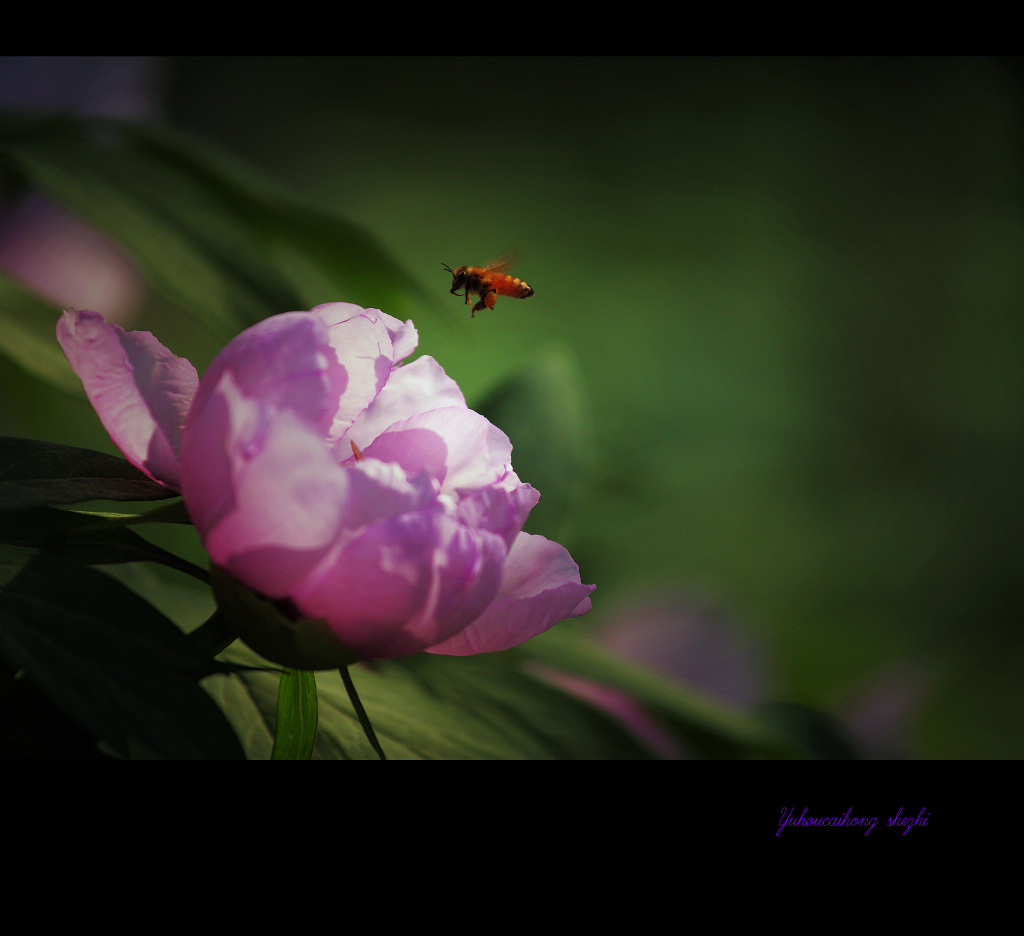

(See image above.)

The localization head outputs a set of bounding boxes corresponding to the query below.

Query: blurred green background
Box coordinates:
[3,57,1022,757]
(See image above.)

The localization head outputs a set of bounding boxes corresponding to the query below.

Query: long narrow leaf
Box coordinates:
[0,504,206,581]
[271,668,318,760]
[123,121,437,322]
[519,624,797,758]
[0,437,174,509]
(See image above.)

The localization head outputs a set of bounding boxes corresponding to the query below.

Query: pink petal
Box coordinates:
[343,355,465,454]
[315,307,399,446]
[311,302,418,365]
[378,311,418,363]
[182,367,438,602]
[363,406,513,494]
[455,483,540,547]
[290,513,507,660]
[181,369,349,596]
[56,309,197,489]
[193,312,343,444]
[425,532,596,656]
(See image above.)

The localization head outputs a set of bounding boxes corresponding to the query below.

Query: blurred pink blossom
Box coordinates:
[0,197,145,325]
[0,57,164,325]
[531,592,772,758]
[57,303,594,662]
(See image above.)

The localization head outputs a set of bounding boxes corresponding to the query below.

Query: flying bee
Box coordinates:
[442,254,534,316]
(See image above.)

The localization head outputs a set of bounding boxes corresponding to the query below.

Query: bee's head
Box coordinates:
[442,263,467,294]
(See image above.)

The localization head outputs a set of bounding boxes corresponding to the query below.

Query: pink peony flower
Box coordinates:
[56,303,594,663]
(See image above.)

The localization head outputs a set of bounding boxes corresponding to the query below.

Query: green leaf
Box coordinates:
[110,499,194,525]
[271,669,318,760]
[0,505,206,581]
[0,437,175,509]
[121,121,437,322]
[0,270,82,393]
[216,642,654,760]
[0,546,244,758]
[757,702,861,759]
[475,347,595,540]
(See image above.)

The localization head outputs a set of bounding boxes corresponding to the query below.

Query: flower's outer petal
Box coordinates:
[311,303,403,446]
[56,309,197,489]
[290,512,506,660]
[363,406,513,495]
[181,369,348,596]
[343,355,466,453]
[379,311,418,364]
[455,483,539,547]
[425,532,595,656]
[194,311,341,442]
[311,302,417,364]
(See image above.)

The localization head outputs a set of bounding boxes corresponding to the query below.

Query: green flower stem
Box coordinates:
[340,666,387,760]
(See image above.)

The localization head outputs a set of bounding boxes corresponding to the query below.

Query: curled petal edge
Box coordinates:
[56,309,197,489]
[425,532,595,656]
